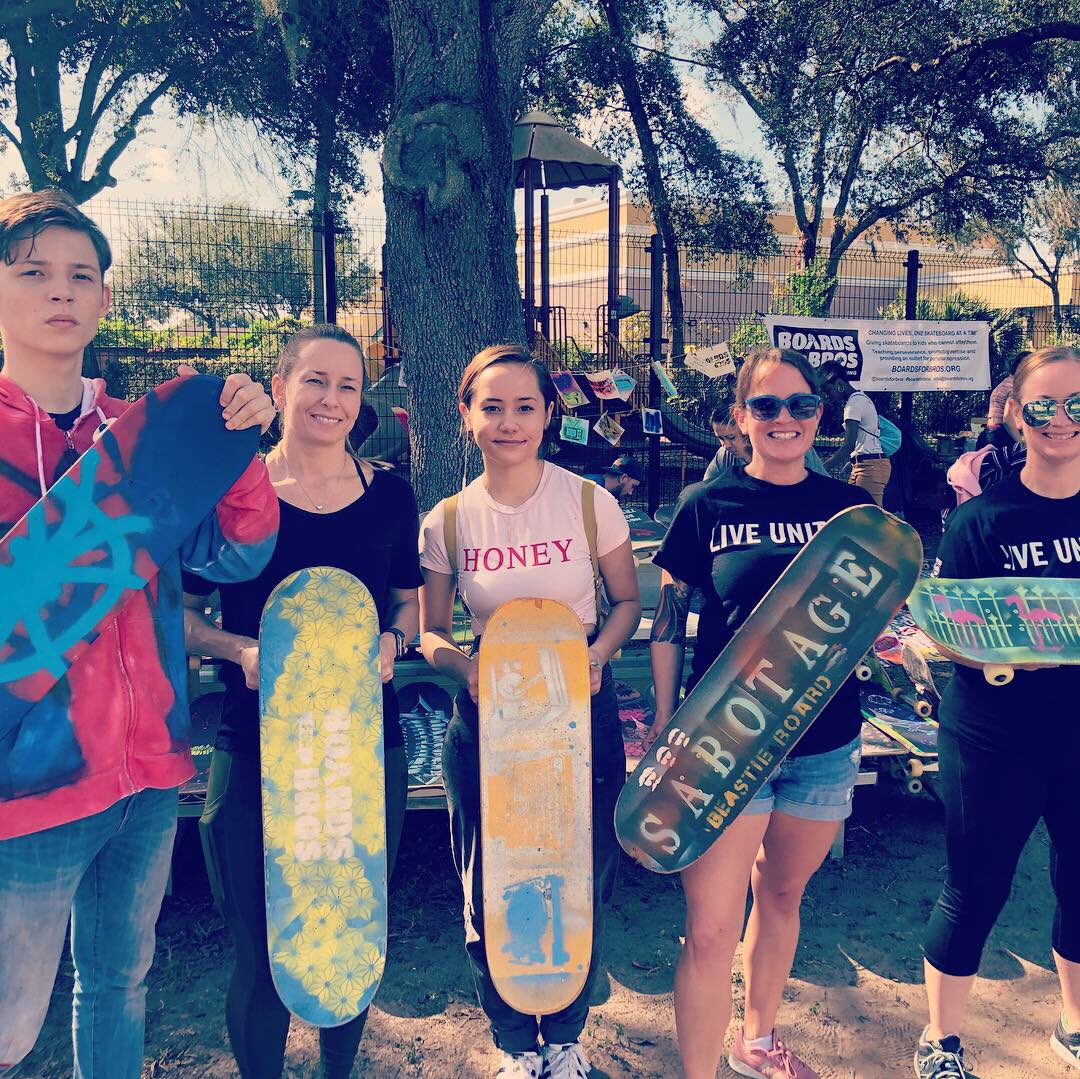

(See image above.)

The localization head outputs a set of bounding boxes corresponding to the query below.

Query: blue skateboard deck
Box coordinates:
[259,567,387,1026]
[0,375,258,729]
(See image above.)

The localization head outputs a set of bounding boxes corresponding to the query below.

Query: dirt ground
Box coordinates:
[21,774,1065,1079]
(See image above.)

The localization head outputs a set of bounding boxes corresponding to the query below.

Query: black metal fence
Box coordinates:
[84,200,386,400]
[75,198,1075,507]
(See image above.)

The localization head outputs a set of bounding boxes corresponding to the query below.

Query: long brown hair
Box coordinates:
[458,343,557,411]
[275,324,365,382]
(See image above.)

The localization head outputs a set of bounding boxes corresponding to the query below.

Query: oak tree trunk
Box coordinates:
[382,0,554,510]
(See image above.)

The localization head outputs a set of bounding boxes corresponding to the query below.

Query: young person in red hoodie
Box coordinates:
[0,190,279,1077]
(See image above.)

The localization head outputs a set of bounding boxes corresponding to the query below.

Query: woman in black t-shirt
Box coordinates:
[183,326,422,1079]
[915,347,1080,1079]
[650,347,872,1079]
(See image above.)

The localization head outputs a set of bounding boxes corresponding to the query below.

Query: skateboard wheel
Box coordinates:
[984,665,1014,686]
[855,664,871,681]
[889,761,906,780]
[915,700,933,719]
[906,778,923,796]
[909,759,924,778]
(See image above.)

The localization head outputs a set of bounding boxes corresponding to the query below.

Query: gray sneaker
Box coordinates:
[913,1034,967,1078]
[1051,1016,1080,1070]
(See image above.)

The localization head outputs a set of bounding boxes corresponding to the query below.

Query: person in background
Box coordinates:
[703,401,751,481]
[945,394,1026,518]
[584,452,643,503]
[704,400,830,484]
[977,351,1029,450]
[820,362,891,506]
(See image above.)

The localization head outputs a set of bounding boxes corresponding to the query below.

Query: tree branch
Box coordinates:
[0,117,21,149]
[632,42,711,69]
[1010,250,1054,289]
[872,21,1080,77]
[79,76,174,200]
[69,43,122,177]
[832,122,869,223]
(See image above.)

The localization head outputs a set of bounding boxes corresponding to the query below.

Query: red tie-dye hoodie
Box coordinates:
[0,374,279,839]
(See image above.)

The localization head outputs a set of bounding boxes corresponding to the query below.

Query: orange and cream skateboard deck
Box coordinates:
[478,598,592,1015]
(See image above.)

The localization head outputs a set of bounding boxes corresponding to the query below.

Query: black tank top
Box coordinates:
[183,464,424,753]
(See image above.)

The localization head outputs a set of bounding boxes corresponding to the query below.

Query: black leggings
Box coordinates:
[442,664,625,1054]
[200,745,408,1078]
[924,725,1080,977]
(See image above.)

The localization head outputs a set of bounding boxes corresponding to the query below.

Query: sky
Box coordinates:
[0,38,774,222]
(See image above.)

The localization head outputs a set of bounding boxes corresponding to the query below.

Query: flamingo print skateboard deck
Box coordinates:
[0,375,258,729]
[478,598,592,1016]
[616,505,922,874]
[908,578,1080,685]
[259,567,386,1026]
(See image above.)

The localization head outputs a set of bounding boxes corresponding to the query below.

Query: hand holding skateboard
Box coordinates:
[178,364,276,433]
[238,641,260,689]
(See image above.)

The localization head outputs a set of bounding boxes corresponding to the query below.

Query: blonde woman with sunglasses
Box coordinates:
[915,346,1080,1079]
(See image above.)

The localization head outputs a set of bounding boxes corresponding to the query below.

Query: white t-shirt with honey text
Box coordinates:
[418,462,630,634]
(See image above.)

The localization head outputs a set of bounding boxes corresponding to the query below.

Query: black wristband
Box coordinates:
[387,626,408,658]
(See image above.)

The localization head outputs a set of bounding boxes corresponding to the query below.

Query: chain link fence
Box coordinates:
[77,198,1075,504]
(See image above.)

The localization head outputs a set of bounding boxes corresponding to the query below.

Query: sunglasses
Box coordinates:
[744,393,822,422]
[1020,394,1080,428]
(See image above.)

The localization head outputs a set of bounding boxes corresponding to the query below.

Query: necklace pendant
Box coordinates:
[315,504,324,511]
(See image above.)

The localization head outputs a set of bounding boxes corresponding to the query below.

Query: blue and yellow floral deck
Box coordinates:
[259,567,386,1026]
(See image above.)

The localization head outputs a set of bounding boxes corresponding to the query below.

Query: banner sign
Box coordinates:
[764,315,990,392]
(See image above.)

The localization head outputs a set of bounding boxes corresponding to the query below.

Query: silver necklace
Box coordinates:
[279,449,350,512]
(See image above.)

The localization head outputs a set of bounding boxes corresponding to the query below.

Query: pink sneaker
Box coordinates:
[728,1027,820,1078]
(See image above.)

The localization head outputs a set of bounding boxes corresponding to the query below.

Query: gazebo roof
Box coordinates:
[513,111,619,190]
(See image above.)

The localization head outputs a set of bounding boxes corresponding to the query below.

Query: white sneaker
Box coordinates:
[496,1049,544,1078]
[543,1041,592,1079]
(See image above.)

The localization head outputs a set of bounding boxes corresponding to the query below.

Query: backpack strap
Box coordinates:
[580,480,601,592]
[443,493,459,577]
[581,479,611,634]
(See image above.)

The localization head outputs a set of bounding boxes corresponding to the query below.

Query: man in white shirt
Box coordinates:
[820,362,891,506]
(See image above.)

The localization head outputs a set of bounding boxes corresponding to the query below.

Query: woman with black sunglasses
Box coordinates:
[647,347,874,1079]
[914,346,1080,1079]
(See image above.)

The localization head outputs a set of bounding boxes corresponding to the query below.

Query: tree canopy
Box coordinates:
[528,0,777,361]
[0,0,256,201]
[988,173,1080,337]
[692,0,1080,308]
[221,0,393,214]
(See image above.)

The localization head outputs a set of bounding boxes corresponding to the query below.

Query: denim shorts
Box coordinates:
[742,736,862,822]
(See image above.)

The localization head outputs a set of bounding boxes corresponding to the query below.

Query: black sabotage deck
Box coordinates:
[615,506,922,874]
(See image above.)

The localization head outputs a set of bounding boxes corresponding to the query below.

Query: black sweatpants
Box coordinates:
[200,744,408,1078]
[924,725,1080,977]
[442,663,625,1054]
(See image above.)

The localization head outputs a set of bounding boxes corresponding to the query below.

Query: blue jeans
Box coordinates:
[0,787,178,1077]
[742,736,862,822]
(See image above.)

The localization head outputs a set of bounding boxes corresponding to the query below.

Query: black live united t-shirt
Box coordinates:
[933,472,1080,752]
[654,469,873,758]
[183,468,424,754]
